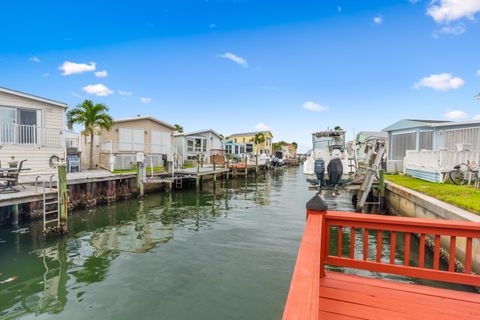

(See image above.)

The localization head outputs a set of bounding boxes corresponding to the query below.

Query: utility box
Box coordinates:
[136,152,145,163]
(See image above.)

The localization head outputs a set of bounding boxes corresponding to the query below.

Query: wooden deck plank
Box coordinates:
[319,281,480,318]
[325,271,480,303]
[317,272,480,319]
[322,277,480,312]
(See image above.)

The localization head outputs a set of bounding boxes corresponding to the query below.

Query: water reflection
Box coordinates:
[0,174,274,319]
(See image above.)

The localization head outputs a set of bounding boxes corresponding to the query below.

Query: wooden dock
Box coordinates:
[283,201,480,319]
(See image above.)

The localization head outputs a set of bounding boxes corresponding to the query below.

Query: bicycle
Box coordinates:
[448,161,479,186]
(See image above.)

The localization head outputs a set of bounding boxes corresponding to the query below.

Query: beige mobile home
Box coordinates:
[84,115,175,171]
[0,87,68,172]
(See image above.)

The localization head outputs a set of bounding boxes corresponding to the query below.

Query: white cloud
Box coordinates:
[60,61,96,75]
[413,73,464,91]
[427,0,480,23]
[140,97,152,104]
[373,15,383,24]
[337,6,342,13]
[219,52,248,67]
[82,84,113,96]
[71,91,82,98]
[473,114,480,120]
[29,56,40,63]
[433,24,466,37]
[209,23,216,28]
[302,101,328,112]
[95,70,108,78]
[477,69,480,76]
[118,90,133,96]
[444,110,467,119]
[254,123,271,131]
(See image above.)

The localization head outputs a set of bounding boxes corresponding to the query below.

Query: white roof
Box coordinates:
[114,116,175,130]
[174,129,223,138]
[0,87,68,108]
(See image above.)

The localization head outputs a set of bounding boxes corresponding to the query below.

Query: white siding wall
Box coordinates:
[0,91,66,173]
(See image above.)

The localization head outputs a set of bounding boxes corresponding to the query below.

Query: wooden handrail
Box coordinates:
[315,210,480,287]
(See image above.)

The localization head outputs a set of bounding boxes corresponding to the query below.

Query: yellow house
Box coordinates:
[226,131,273,156]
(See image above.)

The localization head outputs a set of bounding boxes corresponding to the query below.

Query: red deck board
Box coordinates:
[283,211,480,320]
[317,271,480,319]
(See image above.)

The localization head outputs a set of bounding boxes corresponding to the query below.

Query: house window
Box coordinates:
[118,128,144,151]
[243,138,245,143]
[194,138,202,151]
[187,138,194,152]
[246,143,253,153]
[234,145,239,154]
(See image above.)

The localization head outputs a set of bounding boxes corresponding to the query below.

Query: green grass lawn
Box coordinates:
[386,174,480,215]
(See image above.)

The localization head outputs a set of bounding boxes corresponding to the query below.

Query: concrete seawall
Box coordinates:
[385,181,480,274]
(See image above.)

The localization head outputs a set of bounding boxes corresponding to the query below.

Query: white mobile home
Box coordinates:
[173,129,223,164]
[384,119,480,182]
[0,87,68,172]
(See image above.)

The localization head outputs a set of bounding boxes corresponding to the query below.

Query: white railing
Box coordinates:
[0,122,64,148]
[405,149,480,173]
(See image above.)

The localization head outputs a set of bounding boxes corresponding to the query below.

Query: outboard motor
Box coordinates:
[327,158,343,186]
[314,159,325,187]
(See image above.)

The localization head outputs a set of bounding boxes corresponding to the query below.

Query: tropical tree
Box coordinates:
[254,132,265,154]
[67,100,113,169]
[334,126,343,131]
[174,124,184,133]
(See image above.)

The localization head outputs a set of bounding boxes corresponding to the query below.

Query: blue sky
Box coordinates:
[1,0,480,151]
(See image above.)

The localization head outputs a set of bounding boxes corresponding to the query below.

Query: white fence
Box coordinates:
[0,123,64,147]
[112,154,165,171]
[405,149,480,178]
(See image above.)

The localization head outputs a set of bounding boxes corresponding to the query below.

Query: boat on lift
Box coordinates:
[303,130,356,188]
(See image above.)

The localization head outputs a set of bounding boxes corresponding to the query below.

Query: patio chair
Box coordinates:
[0,159,27,193]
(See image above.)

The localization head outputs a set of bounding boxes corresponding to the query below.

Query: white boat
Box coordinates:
[303,130,356,186]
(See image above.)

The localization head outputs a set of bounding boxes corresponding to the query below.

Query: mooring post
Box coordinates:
[196,177,201,191]
[57,163,68,233]
[213,158,216,171]
[136,153,145,198]
[244,157,248,176]
[10,204,19,226]
[197,155,200,173]
[255,154,259,175]
[379,169,385,213]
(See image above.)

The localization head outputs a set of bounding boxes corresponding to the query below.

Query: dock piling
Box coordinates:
[379,169,385,213]
[58,163,68,233]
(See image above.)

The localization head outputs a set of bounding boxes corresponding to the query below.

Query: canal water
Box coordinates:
[0,167,473,320]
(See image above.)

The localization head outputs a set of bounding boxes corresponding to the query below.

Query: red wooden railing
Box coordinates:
[316,209,480,286]
[283,208,480,319]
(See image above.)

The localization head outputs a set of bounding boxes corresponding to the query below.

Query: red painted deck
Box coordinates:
[283,208,480,319]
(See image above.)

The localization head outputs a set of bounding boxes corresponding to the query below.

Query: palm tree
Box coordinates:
[174,124,184,133]
[254,133,265,154]
[66,100,113,169]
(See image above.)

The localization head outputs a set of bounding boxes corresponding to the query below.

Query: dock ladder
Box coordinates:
[175,177,183,189]
[35,175,60,234]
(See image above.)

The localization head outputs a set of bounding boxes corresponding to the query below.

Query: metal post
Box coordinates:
[255,154,258,174]
[57,164,68,233]
[244,157,248,176]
